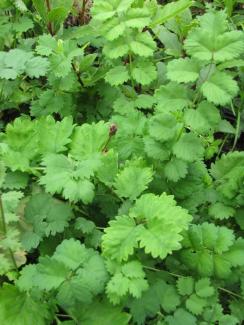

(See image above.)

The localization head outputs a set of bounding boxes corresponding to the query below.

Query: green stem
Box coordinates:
[231,107,241,151]
[217,134,229,158]
[194,58,215,106]
[0,194,7,234]
[0,194,19,273]
[128,53,135,88]
[143,265,185,278]
[45,0,53,35]
[218,287,244,300]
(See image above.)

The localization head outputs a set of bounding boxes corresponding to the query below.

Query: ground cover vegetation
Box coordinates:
[0,0,244,324]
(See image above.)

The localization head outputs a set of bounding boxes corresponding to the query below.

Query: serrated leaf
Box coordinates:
[130,32,156,57]
[164,157,188,182]
[25,56,49,78]
[0,284,51,325]
[105,65,130,86]
[186,294,207,315]
[34,257,70,290]
[209,202,235,220]
[184,11,244,62]
[106,260,148,304]
[149,113,178,142]
[155,82,191,112]
[177,277,195,296]
[165,308,197,325]
[102,215,141,261]
[201,71,238,105]
[114,163,153,200]
[173,133,204,162]
[167,58,200,83]
[132,60,157,85]
[195,278,215,298]
[103,193,192,261]
[70,121,109,160]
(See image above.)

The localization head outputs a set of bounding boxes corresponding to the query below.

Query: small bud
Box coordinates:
[109,124,117,136]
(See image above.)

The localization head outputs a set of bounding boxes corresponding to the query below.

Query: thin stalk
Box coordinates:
[0,194,19,273]
[217,134,229,158]
[230,100,236,117]
[128,53,135,89]
[218,287,244,300]
[45,0,53,35]
[80,0,88,25]
[0,194,7,234]
[193,57,215,106]
[143,265,185,278]
[231,107,241,151]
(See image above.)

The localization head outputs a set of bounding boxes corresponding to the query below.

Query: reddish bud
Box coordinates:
[109,124,117,136]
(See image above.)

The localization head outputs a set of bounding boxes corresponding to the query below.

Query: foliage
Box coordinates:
[0,0,244,324]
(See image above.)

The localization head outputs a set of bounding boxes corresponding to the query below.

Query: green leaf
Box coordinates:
[103,193,192,261]
[70,121,109,160]
[130,32,156,57]
[151,0,193,27]
[184,11,244,62]
[25,56,49,78]
[164,157,188,182]
[177,277,195,296]
[2,171,28,190]
[195,278,215,298]
[102,215,141,261]
[53,238,91,270]
[173,133,204,162]
[24,193,73,243]
[132,60,157,85]
[186,293,207,315]
[153,25,182,57]
[201,71,238,105]
[106,260,148,304]
[34,256,70,290]
[12,16,33,33]
[0,284,51,325]
[219,315,239,325]
[31,90,75,117]
[75,300,131,325]
[155,82,191,112]
[74,217,96,234]
[184,101,221,134]
[165,308,197,325]
[167,58,200,83]
[40,154,96,203]
[37,116,74,154]
[105,65,130,86]
[149,113,178,142]
[36,34,57,56]
[180,222,237,278]
[134,94,156,109]
[114,163,153,200]
[209,202,235,220]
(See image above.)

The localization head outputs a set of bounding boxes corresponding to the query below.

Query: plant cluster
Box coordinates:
[0,0,244,324]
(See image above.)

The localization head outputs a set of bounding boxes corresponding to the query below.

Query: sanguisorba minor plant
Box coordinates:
[0,0,244,324]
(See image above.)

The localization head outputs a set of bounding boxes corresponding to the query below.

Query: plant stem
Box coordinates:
[0,194,7,234]
[217,134,228,157]
[80,0,87,25]
[128,53,135,88]
[71,62,84,88]
[45,0,53,35]
[218,287,244,300]
[231,107,241,151]
[0,194,19,273]
[143,265,185,278]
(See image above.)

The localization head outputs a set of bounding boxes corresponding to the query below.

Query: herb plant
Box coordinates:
[0,0,244,324]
